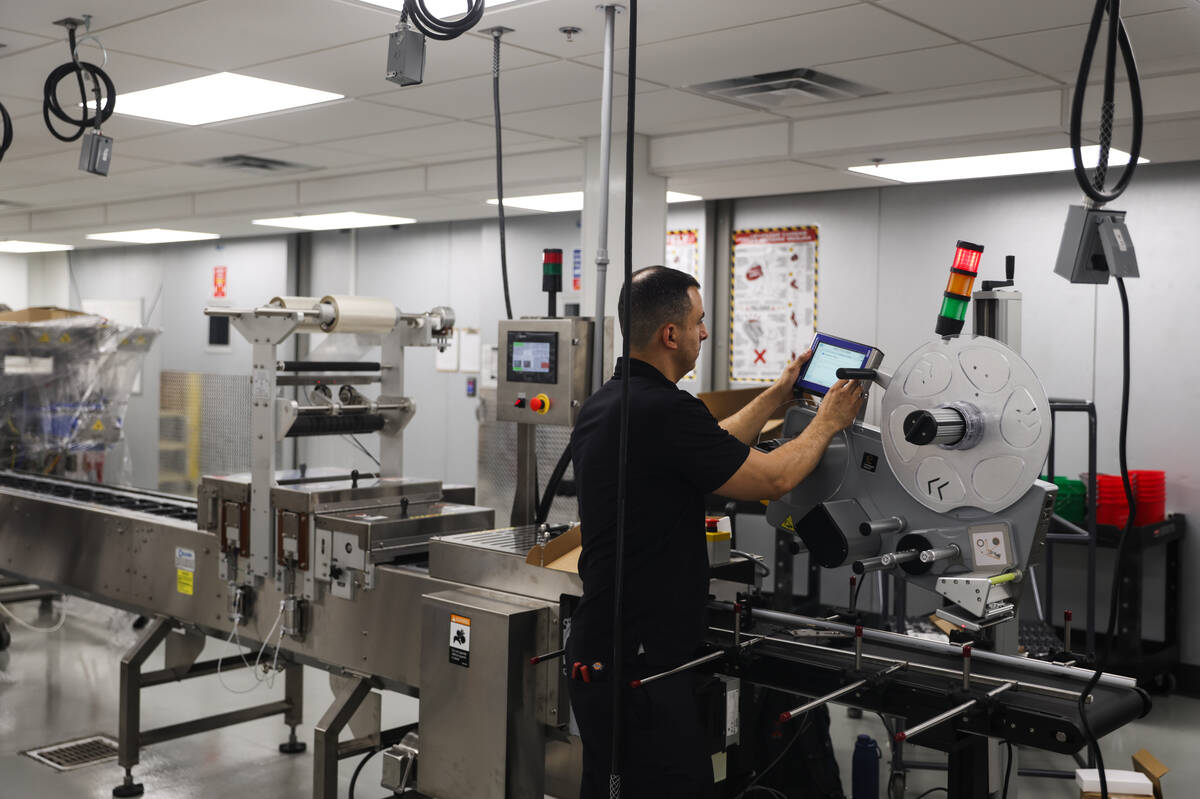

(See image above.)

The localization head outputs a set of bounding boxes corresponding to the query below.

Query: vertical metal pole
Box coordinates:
[379,329,405,478]
[280,663,306,753]
[511,423,538,526]
[250,340,278,577]
[590,4,617,395]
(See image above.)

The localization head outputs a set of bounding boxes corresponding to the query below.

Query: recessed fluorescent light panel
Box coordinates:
[666,191,703,203]
[101,73,343,125]
[487,192,584,213]
[87,229,220,244]
[849,146,1148,184]
[252,212,416,230]
[358,0,520,16]
[0,240,75,253]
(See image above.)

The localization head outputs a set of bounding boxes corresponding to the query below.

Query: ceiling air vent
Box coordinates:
[193,154,311,172]
[688,68,881,109]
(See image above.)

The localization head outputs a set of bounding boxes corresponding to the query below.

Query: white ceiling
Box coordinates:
[0,0,1198,248]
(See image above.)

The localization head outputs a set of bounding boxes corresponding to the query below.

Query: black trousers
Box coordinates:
[568,665,716,799]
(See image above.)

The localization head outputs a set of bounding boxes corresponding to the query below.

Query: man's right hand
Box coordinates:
[814,379,864,432]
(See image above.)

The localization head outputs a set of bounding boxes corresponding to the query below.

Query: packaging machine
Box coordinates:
[0,292,1151,799]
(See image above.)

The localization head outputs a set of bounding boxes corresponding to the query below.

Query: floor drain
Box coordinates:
[24,734,119,771]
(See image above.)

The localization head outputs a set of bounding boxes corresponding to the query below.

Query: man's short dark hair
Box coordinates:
[617,265,701,349]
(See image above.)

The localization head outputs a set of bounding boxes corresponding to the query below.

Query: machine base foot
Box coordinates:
[113,782,144,797]
[279,741,307,754]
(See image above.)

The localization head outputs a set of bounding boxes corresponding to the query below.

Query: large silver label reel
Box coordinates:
[880,335,1051,514]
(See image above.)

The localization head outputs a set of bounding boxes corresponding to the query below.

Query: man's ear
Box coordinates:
[661,323,678,350]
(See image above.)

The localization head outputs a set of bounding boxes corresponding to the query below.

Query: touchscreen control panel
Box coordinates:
[497,317,612,427]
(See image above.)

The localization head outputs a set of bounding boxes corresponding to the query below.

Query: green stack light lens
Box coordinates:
[940,295,969,321]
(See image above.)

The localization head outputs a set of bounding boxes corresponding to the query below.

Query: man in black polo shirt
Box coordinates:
[568,265,864,798]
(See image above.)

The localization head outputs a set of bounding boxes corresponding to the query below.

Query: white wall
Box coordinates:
[301,212,584,486]
[27,238,292,488]
[730,161,1200,663]
[0,254,28,310]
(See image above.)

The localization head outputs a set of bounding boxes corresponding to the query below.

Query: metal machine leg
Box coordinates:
[511,422,538,526]
[114,617,173,797]
[280,663,307,753]
[947,735,992,799]
[314,675,375,799]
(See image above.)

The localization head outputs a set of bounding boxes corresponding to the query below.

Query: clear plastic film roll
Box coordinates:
[269,296,326,332]
[319,295,398,334]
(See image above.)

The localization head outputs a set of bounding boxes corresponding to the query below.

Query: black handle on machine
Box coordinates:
[836,368,877,381]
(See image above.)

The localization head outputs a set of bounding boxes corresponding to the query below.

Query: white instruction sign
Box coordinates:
[730,227,817,382]
[666,229,701,290]
[449,613,471,668]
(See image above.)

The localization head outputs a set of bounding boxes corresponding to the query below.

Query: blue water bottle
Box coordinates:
[851,734,880,799]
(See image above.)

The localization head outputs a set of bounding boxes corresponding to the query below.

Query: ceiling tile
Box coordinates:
[490,89,776,140]
[876,0,1187,42]
[210,100,451,144]
[97,0,398,70]
[473,0,859,59]
[574,5,953,87]
[0,2,201,37]
[774,75,1060,120]
[123,128,294,163]
[1,150,163,181]
[0,44,207,102]
[817,44,1031,94]
[328,120,550,158]
[366,60,658,119]
[241,33,553,98]
[255,144,382,169]
[0,27,56,57]
[976,8,1200,80]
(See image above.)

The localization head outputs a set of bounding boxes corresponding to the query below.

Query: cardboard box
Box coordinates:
[525,524,582,574]
[1133,749,1168,799]
[0,306,89,323]
[697,387,788,439]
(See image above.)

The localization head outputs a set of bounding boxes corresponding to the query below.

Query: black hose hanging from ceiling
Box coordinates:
[492,30,513,320]
[609,0,637,794]
[1068,0,1143,205]
[42,26,116,143]
[0,101,12,163]
[535,444,572,526]
[402,0,485,41]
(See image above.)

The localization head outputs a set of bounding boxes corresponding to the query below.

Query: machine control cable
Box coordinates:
[42,22,116,143]
[491,28,514,320]
[609,1,637,794]
[1066,4,1144,797]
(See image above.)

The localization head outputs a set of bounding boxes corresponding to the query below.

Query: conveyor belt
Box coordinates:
[0,471,197,522]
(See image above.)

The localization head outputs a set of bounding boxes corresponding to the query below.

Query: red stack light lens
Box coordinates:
[952,243,983,274]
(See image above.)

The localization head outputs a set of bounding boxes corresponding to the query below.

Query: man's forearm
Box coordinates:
[766,418,838,494]
[719,388,789,445]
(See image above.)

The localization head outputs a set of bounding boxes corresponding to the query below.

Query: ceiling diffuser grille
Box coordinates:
[689,68,881,108]
[193,154,311,172]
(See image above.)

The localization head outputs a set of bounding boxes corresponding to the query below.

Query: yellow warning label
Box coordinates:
[58,333,71,344]
[780,515,796,533]
[38,333,50,343]
[176,569,194,596]
[450,613,471,627]
[91,419,105,432]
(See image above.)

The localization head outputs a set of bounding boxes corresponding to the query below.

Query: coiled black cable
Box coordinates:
[42,26,115,143]
[402,0,485,41]
[0,101,12,163]
[1069,0,1143,205]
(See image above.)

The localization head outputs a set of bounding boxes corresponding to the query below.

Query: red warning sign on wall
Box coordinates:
[213,266,227,298]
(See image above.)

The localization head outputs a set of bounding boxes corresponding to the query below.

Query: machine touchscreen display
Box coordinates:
[506,330,558,384]
[793,333,874,395]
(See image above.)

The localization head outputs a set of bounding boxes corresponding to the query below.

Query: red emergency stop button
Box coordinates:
[531,393,551,414]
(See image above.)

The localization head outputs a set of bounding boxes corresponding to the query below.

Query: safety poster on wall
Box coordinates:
[730,227,818,382]
[666,229,701,290]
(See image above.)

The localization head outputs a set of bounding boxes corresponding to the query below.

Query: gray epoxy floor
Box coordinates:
[0,598,1195,799]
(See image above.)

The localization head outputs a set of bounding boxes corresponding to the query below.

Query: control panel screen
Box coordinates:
[794,332,875,396]
[506,330,558,384]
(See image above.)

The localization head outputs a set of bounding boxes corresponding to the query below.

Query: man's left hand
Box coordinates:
[770,350,812,399]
